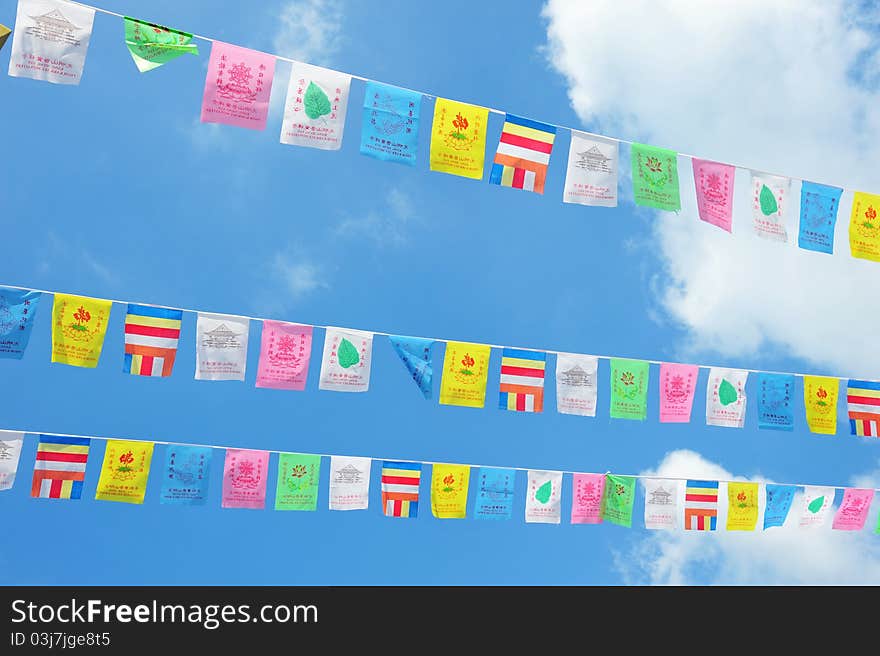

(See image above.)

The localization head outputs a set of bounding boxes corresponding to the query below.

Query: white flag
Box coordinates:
[280,62,351,150]
[329,455,371,511]
[562,132,618,207]
[0,431,24,491]
[195,313,249,381]
[556,353,599,417]
[8,0,95,85]
[319,327,373,392]
[525,470,562,524]
[644,478,680,530]
[799,486,835,529]
[706,368,748,428]
[750,172,791,242]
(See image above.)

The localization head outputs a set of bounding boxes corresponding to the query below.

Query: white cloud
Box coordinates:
[542,0,880,375]
[271,251,329,299]
[335,187,417,247]
[613,450,880,585]
[273,0,343,66]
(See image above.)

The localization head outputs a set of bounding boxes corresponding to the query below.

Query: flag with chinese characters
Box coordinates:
[0,431,24,491]
[318,327,373,392]
[281,63,351,150]
[499,348,546,413]
[692,158,735,232]
[556,353,598,417]
[756,373,794,431]
[431,463,470,519]
[329,455,370,511]
[474,467,515,520]
[256,321,312,391]
[429,98,489,179]
[706,368,748,428]
[31,435,90,499]
[644,478,680,530]
[200,41,275,130]
[847,379,880,437]
[799,486,834,528]
[764,484,796,529]
[684,479,718,531]
[489,114,556,194]
[631,143,680,211]
[832,488,874,531]
[360,81,421,166]
[659,363,698,423]
[798,181,842,254]
[51,293,112,368]
[600,474,635,528]
[439,341,491,408]
[123,304,183,377]
[849,191,880,262]
[563,132,618,207]
[388,335,435,399]
[610,358,650,420]
[803,375,839,435]
[0,287,40,359]
[570,473,605,524]
[525,470,562,524]
[123,17,198,73]
[751,172,790,242]
[95,439,154,504]
[274,453,321,511]
[195,313,249,381]
[381,461,421,518]
[159,445,212,505]
[0,24,9,51]
[221,449,269,510]
[727,482,759,531]
[8,0,95,85]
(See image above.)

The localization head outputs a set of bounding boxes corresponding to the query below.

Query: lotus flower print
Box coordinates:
[646,156,662,173]
[736,490,748,508]
[816,387,828,406]
[290,464,307,478]
[621,372,635,386]
[72,305,91,331]
[117,450,135,472]
[442,474,455,492]
[459,353,476,376]
[866,205,877,229]
[616,484,625,496]
[450,112,469,139]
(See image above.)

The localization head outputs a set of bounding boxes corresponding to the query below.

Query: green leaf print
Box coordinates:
[303,81,332,120]
[808,496,825,514]
[337,338,360,369]
[759,184,778,216]
[718,379,738,406]
[535,480,552,504]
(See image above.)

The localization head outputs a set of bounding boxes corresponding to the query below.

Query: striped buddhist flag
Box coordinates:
[684,479,718,531]
[123,304,183,377]
[381,461,421,518]
[499,348,546,413]
[847,379,880,437]
[489,114,556,194]
[31,435,90,500]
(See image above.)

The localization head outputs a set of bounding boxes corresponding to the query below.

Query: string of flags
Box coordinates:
[2,283,880,438]
[0,429,877,533]
[4,0,880,262]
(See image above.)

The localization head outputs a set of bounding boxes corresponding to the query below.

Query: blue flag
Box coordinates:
[389,335,434,399]
[359,82,421,166]
[764,484,797,529]
[798,181,843,254]
[0,288,40,359]
[159,445,212,505]
[756,373,794,431]
[474,467,515,520]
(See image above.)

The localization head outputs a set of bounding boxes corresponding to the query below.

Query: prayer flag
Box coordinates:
[195,313,249,381]
[329,455,370,511]
[275,453,321,511]
[281,62,350,150]
[684,479,718,531]
[850,191,880,261]
[764,484,796,529]
[51,293,111,368]
[429,98,489,179]
[123,16,197,73]
[318,327,373,392]
[658,363,698,423]
[0,24,10,51]
[0,287,40,359]
[381,461,421,518]
[474,467,515,520]
[692,158,735,232]
[832,488,873,531]
[200,41,275,130]
[803,375,839,435]
[556,353,598,416]
[431,463,470,518]
[94,439,153,504]
[600,474,635,528]
[726,482,759,531]
[798,181,842,254]
[159,445,211,505]
[525,470,562,524]
[439,341,491,408]
[631,143,680,211]
[499,348,546,413]
[799,486,834,528]
[388,335,434,399]
[847,379,880,437]
[255,321,312,391]
[750,172,790,242]
[570,473,605,524]
[756,373,794,431]
[644,478,679,530]
[706,368,748,428]
[123,304,182,377]
[563,132,618,207]
[489,114,556,194]
[31,435,90,499]
[360,81,421,165]
[0,431,24,491]
[610,358,650,420]
[221,449,269,509]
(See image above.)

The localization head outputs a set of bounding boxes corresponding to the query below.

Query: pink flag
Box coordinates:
[221,449,269,509]
[200,41,275,130]
[832,488,874,530]
[571,473,605,524]
[693,158,735,232]
[659,363,699,423]
[256,321,313,391]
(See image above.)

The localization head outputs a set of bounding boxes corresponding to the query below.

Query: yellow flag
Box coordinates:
[726,482,759,531]
[439,341,491,408]
[51,294,112,368]
[0,24,10,51]
[429,98,489,179]
[431,463,470,518]
[849,191,880,262]
[803,375,839,435]
[95,439,154,504]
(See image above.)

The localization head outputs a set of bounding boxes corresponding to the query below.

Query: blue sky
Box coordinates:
[1,0,880,585]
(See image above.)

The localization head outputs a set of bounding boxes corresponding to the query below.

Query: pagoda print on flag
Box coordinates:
[200,41,275,130]
[499,348,546,413]
[525,470,562,524]
[489,114,557,194]
[832,488,874,531]
[799,486,834,528]
[751,172,790,242]
[684,479,718,531]
[381,461,421,518]
[563,132,618,207]
[756,373,795,431]
[195,313,249,381]
[644,478,680,530]
[556,353,598,417]
[281,62,351,150]
[51,293,112,368]
[255,321,313,391]
[318,327,373,393]
[706,368,748,428]
[0,287,40,359]
[31,435,90,500]
[849,191,880,262]
[123,304,183,377]
[692,158,735,232]
[658,363,698,423]
[0,431,24,491]
[329,455,371,511]
[847,379,880,437]
[803,375,839,435]
[798,181,842,254]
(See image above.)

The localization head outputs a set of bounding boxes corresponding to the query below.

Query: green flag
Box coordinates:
[601,474,636,527]
[124,17,198,73]
[274,453,321,511]
[610,358,650,420]
[631,142,681,211]
[0,24,10,52]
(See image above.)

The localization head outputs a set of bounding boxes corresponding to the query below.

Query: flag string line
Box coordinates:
[65,0,856,193]
[4,278,878,384]
[7,427,874,493]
